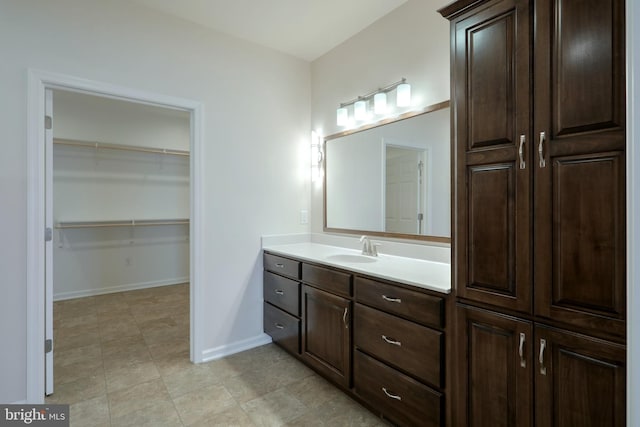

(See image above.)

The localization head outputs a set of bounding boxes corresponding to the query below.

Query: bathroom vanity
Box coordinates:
[262,243,450,427]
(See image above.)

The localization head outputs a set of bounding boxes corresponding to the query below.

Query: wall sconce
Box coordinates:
[336,78,411,126]
[311,130,323,182]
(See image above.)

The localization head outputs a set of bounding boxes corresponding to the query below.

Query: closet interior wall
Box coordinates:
[52,90,191,301]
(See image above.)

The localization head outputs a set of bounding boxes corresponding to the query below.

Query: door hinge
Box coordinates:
[45,115,52,130]
[45,339,53,353]
[45,227,53,242]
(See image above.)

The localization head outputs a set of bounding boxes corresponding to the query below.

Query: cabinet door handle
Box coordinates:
[275,263,285,268]
[343,307,349,329]
[539,338,547,375]
[382,335,402,346]
[274,323,285,330]
[382,387,402,401]
[382,295,402,303]
[538,131,547,168]
[518,134,526,169]
[518,332,526,368]
[274,289,284,295]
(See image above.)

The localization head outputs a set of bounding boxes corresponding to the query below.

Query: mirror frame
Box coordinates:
[323,100,451,243]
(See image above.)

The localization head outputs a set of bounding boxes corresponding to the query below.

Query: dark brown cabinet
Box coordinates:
[457,305,533,427]
[534,326,626,427]
[532,0,626,338]
[263,251,450,426]
[440,0,627,424]
[353,276,447,427]
[301,284,351,388]
[262,254,301,354]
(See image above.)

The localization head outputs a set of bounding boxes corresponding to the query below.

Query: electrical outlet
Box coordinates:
[126,256,131,266]
[300,210,309,225]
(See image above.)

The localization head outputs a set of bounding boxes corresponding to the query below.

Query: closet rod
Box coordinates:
[55,219,190,229]
[53,138,190,157]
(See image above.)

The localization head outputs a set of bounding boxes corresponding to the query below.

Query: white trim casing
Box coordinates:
[26,69,205,402]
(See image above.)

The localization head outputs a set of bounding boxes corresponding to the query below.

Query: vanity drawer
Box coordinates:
[302,263,352,297]
[355,303,443,388]
[264,302,300,355]
[264,253,300,279]
[354,350,442,427]
[264,271,300,316]
[355,276,444,329]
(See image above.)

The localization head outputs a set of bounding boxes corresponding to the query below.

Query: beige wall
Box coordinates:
[0,0,310,403]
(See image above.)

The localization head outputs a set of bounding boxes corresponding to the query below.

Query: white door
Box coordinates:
[45,88,54,395]
[385,147,426,234]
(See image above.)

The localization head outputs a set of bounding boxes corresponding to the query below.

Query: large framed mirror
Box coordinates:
[324,100,450,243]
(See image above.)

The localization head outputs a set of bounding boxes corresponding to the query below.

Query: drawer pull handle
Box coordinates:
[539,338,547,375]
[382,335,402,346]
[343,307,349,329]
[275,263,285,268]
[518,332,526,368]
[382,387,402,401]
[274,323,285,329]
[382,295,402,303]
[518,134,526,169]
[538,131,547,168]
[274,289,284,295]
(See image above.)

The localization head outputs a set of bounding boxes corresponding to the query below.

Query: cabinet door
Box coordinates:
[457,305,533,427]
[452,0,532,313]
[535,325,626,426]
[301,285,351,388]
[533,0,626,338]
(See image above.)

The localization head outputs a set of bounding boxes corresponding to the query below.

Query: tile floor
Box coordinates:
[47,284,388,426]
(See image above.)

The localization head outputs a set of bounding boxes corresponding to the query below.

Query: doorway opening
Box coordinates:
[26,70,204,402]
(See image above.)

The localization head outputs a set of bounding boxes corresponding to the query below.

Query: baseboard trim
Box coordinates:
[53,277,190,301]
[200,334,273,363]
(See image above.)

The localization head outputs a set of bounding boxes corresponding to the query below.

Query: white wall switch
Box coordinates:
[300,209,309,224]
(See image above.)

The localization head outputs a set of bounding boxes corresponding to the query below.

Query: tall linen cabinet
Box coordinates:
[439,0,626,425]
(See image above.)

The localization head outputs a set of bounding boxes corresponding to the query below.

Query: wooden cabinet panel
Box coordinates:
[264,302,300,355]
[459,162,531,312]
[354,350,443,427]
[264,253,300,279]
[301,285,351,388]
[533,0,626,338]
[263,271,300,316]
[535,325,626,427]
[453,0,532,314]
[354,276,444,329]
[536,0,625,136]
[354,304,443,388]
[457,305,533,427]
[302,263,352,297]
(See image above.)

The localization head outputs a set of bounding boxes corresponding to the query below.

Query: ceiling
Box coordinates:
[127,0,408,61]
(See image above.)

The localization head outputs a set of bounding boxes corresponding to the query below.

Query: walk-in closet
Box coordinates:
[47,89,191,401]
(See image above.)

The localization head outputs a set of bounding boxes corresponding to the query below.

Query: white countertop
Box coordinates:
[262,242,451,294]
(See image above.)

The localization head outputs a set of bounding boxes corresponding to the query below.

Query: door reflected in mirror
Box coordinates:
[324,101,450,242]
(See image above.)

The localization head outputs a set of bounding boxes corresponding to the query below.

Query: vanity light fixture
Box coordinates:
[354,99,367,121]
[336,78,411,126]
[336,107,348,126]
[396,81,412,107]
[374,92,387,114]
[310,130,324,182]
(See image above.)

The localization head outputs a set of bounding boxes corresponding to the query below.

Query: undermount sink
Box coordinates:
[325,253,377,263]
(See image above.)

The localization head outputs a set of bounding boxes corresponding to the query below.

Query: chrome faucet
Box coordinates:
[360,235,379,257]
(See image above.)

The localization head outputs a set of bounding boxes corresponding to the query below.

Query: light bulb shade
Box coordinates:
[336,107,348,126]
[396,83,411,107]
[354,100,367,121]
[374,93,387,114]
